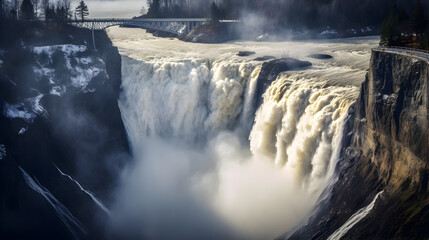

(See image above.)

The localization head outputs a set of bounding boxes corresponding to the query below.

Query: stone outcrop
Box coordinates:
[254,58,312,112]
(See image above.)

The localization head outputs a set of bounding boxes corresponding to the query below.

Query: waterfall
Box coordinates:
[114,55,356,239]
[107,27,375,240]
[328,191,384,240]
[53,163,111,215]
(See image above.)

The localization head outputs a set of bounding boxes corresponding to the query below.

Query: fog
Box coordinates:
[70,0,145,18]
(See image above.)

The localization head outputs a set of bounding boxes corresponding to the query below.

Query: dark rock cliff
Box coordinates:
[254,58,312,112]
[0,27,130,239]
[289,49,428,239]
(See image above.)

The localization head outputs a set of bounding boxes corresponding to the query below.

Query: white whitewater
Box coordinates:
[53,163,111,215]
[107,27,378,239]
[19,166,86,240]
[328,191,384,240]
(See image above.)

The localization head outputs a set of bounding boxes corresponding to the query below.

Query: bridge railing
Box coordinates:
[375,46,429,55]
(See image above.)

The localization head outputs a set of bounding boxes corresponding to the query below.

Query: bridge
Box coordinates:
[68,18,238,50]
[68,18,238,35]
[68,18,213,35]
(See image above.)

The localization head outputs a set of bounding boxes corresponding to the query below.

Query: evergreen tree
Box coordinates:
[380,4,407,46]
[20,0,34,21]
[410,0,426,34]
[74,0,88,21]
[0,0,4,19]
[147,0,160,17]
[208,2,220,24]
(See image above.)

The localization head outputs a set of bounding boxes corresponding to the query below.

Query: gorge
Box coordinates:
[0,25,427,240]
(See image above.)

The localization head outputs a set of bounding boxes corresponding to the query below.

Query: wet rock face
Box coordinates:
[237,51,256,57]
[289,50,428,240]
[362,51,428,162]
[254,56,276,61]
[254,58,312,111]
[307,54,333,59]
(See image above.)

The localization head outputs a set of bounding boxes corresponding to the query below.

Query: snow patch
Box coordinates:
[32,44,107,94]
[70,66,103,90]
[382,93,397,104]
[320,30,338,36]
[18,127,27,135]
[0,144,6,160]
[33,44,86,56]
[3,94,47,122]
[50,86,66,96]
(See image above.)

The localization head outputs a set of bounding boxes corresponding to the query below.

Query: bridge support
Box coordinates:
[92,22,97,50]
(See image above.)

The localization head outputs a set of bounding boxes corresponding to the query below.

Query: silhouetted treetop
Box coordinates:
[20,0,34,21]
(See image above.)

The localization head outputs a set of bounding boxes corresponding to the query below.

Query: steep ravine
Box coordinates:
[289,49,428,239]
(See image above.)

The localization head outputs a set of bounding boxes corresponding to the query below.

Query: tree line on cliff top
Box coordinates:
[0,0,89,22]
[380,0,429,50]
[144,0,426,30]
[0,0,90,47]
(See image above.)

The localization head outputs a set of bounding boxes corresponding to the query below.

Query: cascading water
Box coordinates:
[107,27,378,239]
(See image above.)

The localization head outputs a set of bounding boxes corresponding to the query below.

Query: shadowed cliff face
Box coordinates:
[0,28,130,240]
[289,50,428,240]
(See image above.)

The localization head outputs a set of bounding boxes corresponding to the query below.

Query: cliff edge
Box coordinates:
[289,49,428,239]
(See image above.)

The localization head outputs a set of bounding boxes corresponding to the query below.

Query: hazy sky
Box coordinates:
[70,0,146,18]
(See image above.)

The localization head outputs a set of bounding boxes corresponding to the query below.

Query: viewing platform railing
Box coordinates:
[375,46,429,54]
[374,46,429,61]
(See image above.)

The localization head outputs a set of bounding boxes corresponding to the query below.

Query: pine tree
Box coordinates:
[20,0,35,21]
[410,0,426,34]
[208,2,220,24]
[0,0,4,19]
[75,0,88,21]
[380,4,407,47]
[147,0,160,17]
